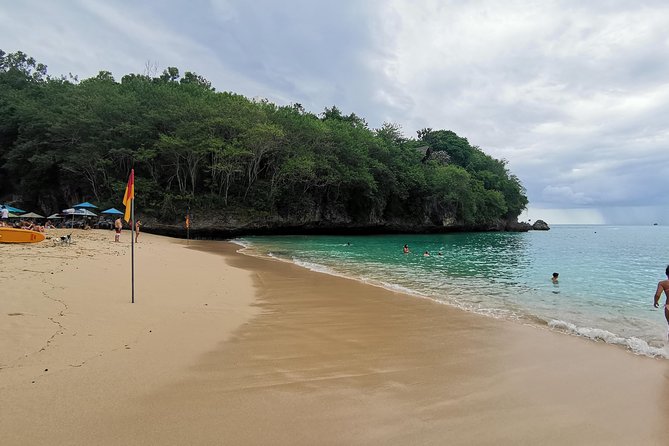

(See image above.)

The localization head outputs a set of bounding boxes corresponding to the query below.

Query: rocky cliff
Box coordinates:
[145,212,533,239]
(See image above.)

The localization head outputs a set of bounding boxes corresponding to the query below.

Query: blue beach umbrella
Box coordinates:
[73,201,98,209]
[1,204,26,214]
[101,207,124,215]
[68,202,97,227]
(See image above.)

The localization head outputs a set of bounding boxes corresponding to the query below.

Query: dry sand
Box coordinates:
[2,229,668,445]
[1,229,257,444]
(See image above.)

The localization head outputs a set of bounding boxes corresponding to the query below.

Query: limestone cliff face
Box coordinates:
[145,211,532,239]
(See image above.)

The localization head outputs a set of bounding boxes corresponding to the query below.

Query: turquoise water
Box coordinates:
[235,225,669,358]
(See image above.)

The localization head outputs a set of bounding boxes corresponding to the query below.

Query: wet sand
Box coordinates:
[2,232,668,445]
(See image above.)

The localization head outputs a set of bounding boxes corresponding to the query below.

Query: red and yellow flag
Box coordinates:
[123,169,135,222]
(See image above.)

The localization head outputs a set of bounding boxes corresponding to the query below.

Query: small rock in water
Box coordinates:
[532,219,550,230]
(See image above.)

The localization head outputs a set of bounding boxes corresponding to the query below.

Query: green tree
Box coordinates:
[0,48,528,228]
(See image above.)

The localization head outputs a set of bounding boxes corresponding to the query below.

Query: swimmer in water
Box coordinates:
[653,265,669,339]
[403,244,410,254]
[551,272,560,294]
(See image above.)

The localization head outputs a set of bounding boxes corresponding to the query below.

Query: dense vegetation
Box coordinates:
[0,50,528,232]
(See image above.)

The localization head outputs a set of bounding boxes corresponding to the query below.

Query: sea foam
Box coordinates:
[549,320,669,358]
[230,238,250,249]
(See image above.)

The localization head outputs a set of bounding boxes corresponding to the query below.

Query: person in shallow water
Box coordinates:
[551,272,559,284]
[403,244,410,254]
[653,265,669,337]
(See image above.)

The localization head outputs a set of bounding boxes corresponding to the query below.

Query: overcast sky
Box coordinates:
[2,0,669,224]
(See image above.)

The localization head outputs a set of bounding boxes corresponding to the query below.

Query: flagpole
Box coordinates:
[123,168,136,305]
[131,197,135,304]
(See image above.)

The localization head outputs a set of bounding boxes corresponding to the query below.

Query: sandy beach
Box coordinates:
[2,230,668,445]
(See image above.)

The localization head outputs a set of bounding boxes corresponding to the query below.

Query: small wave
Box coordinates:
[473,307,523,320]
[229,238,275,260]
[292,258,339,276]
[378,281,427,297]
[548,320,669,358]
[230,238,250,249]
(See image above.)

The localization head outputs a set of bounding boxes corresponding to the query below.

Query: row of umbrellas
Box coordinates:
[1,201,125,219]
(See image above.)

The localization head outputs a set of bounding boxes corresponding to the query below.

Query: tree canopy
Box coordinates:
[0,50,528,230]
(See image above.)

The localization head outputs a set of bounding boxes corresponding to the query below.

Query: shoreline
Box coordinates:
[232,238,669,360]
[2,230,668,445]
[111,239,668,445]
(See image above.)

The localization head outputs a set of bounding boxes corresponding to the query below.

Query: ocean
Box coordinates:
[234,225,669,358]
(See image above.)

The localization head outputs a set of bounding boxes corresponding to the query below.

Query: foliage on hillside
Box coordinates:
[0,50,527,229]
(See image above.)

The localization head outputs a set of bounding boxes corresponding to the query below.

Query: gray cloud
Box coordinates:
[2,0,669,223]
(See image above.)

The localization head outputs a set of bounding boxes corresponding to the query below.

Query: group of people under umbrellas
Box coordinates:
[0,204,52,231]
[0,202,141,241]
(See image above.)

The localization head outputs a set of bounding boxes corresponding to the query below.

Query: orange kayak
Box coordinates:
[0,227,46,243]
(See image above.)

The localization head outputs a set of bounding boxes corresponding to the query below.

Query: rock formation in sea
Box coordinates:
[531,219,550,230]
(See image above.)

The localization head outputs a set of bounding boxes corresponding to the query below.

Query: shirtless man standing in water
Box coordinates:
[653,265,669,338]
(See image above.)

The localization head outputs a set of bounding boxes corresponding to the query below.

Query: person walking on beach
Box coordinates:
[135,219,141,243]
[1,205,8,220]
[653,265,669,337]
[114,217,122,242]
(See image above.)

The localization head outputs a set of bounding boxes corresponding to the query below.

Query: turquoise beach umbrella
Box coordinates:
[73,201,98,209]
[101,208,124,215]
[2,204,26,214]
